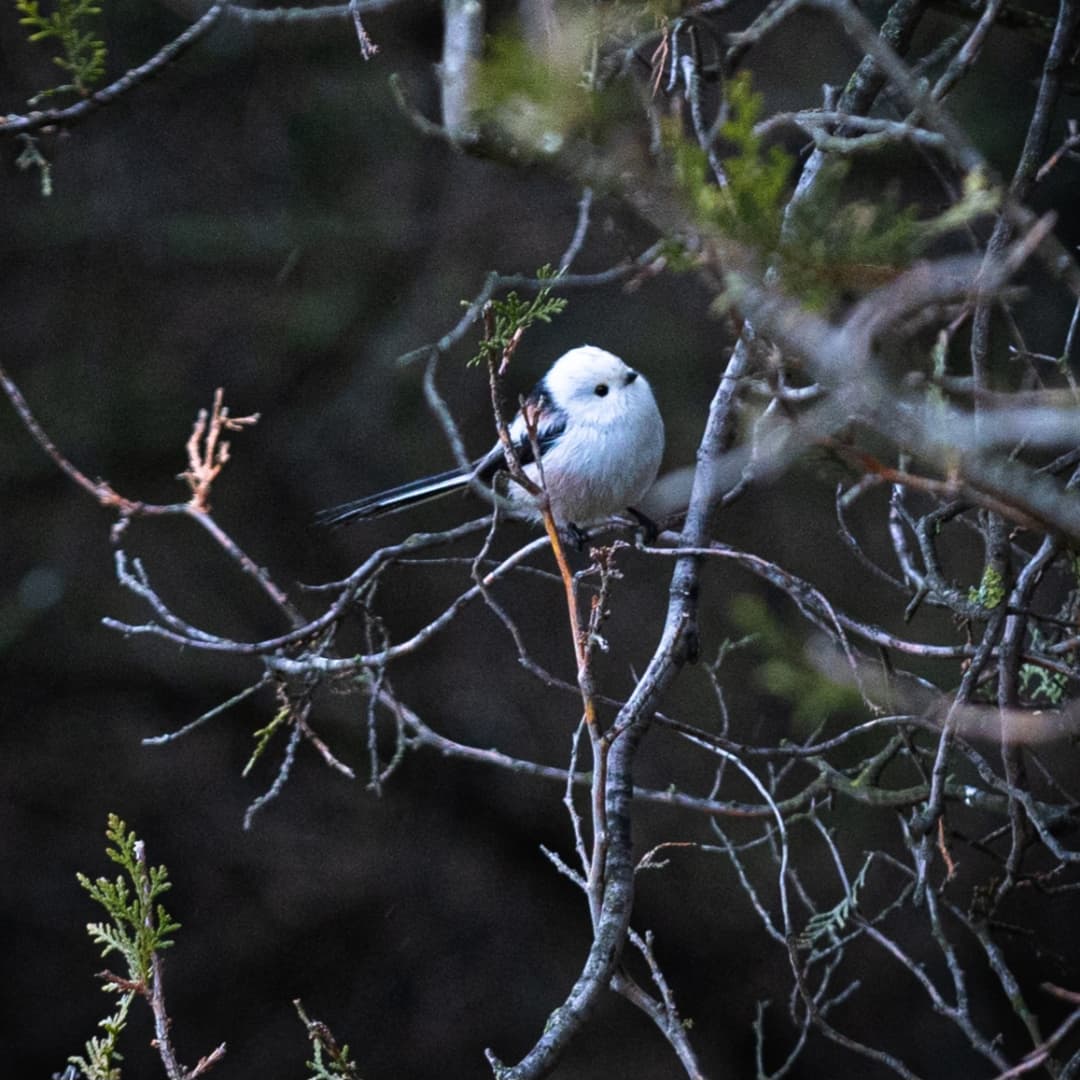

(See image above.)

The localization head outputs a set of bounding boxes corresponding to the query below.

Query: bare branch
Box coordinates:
[1,1,231,137]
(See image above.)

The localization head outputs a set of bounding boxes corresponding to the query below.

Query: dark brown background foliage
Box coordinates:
[3,1,1080,1078]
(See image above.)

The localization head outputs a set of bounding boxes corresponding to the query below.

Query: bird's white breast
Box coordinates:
[512,378,664,526]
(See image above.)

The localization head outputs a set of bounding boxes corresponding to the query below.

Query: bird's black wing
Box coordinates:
[475,383,567,479]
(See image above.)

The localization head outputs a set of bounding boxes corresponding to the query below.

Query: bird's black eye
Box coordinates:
[625,370,638,384]
[594,383,610,397]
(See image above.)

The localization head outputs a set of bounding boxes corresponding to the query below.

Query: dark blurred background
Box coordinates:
[3,2,1079,1077]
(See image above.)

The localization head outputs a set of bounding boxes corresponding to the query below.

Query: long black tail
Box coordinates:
[313,466,471,528]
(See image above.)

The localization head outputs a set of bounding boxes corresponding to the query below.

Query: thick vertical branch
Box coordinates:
[491,347,744,1079]
[440,0,485,141]
[518,0,555,51]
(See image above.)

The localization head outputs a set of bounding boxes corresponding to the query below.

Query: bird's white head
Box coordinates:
[543,345,655,427]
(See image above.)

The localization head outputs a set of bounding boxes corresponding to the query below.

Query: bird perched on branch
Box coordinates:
[315,345,665,535]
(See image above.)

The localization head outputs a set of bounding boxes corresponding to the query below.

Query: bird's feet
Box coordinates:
[627,506,659,544]
[566,522,592,551]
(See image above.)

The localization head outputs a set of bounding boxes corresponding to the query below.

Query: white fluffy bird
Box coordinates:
[315,345,665,532]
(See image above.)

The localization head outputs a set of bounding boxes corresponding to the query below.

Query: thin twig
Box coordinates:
[1,2,232,136]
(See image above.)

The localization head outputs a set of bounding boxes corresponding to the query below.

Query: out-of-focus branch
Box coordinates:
[440,0,484,141]
[810,0,1080,296]
[756,110,948,153]
[723,250,1080,541]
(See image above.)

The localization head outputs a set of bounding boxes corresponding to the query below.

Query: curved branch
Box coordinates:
[2,2,231,137]
[490,345,746,1078]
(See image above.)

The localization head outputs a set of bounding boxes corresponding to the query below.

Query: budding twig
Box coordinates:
[180,387,260,513]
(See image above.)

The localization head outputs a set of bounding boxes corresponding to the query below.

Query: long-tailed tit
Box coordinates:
[315,345,665,532]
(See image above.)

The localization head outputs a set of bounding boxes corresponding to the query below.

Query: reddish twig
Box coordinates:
[1,366,302,624]
[179,388,260,514]
[1,363,132,510]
